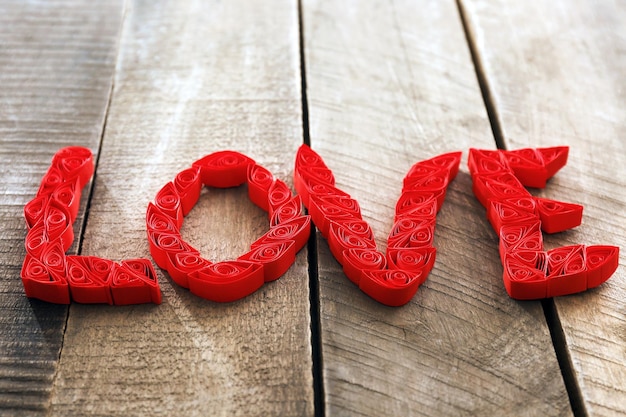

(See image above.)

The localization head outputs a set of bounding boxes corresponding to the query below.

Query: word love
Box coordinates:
[21,146,619,307]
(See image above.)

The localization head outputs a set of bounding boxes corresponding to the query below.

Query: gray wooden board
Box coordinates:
[48,0,314,415]
[460,0,626,415]
[0,0,122,414]
[303,0,572,415]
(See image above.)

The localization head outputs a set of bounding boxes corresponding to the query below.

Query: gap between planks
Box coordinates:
[455,1,586,416]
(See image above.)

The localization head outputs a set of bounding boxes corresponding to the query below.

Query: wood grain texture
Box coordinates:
[460,0,626,415]
[303,0,572,415]
[49,0,313,415]
[0,0,123,414]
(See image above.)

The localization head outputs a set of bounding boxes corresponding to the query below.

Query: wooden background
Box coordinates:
[0,0,623,416]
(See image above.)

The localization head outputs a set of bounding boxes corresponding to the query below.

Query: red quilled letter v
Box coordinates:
[294,144,461,306]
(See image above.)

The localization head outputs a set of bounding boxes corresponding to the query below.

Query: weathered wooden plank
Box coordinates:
[303,0,572,415]
[459,1,626,415]
[49,0,313,415]
[0,0,123,414]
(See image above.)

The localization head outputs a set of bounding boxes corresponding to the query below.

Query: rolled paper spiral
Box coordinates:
[37,166,66,197]
[534,197,583,234]
[111,261,161,305]
[294,175,349,207]
[40,240,67,277]
[417,151,462,181]
[146,203,180,234]
[341,248,386,285]
[395,197,438,222]
[308,195,361,237]
[52,179,80,223]
[359,269,422,307]
[270,195,304,227]
[487,199,538,234]
[44,202,75,251]
[24,223,48,259]
[154,182,183,228]
[253,216,311,253]
[167,251,208,289]
[471,173,528,208]
[386,247,436,278]
[503,253,548,300]
[468,148,508,176]
[387,219,435,249]
[239,241,296,282]
[545,245,587,297]
[247,164,274,211]
[51,145,95,188]
[499,148,548,188]
[21,254,70,304]
[585,245,619,289]
[499,221,543,261]
[188,261,264,303]
[294,144,329,172]
[24,195,48,229]
[268,179,292,216]
[394,191,440,219]
[192,150,255,188]
[403,164,445,187]
[150,151,309,302]
[66,255,113,305]
[536,146,569,179]
[147,231,193,271]
[327,222,376,265]
[401,171,449,210]
[174,167,202,216]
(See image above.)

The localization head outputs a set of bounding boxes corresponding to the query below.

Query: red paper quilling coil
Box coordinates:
[24,195,48,229]
[270,195,304,227]
[498,220,543,261]
[533,197,583,234]
[296,165,335,187]
[487,198,539,234]
[502,252,548,300]
[51,146,95,188]
[25,222,48,258]
[37,166,66,197]
[44,201,74,251]
[386,247,436,278]
[499,148,548,188]
[51,179,81,223]
[394,191,440,219]
[147,231,193,271]
[403,176,450,211]
[403,164,448,188]
[188,261,264,303]
[468,148,508,176]
[268,179,293,216]
[308,194,361,237]
[174,166,202,216]
[536,146,568,179]
[192,151,255,188]
[111,260,161,305]
[167,251,210,289]
[416,151,463,181]
[359,269,423,307]
[545,245,587,297]
[327,222,376,265]
[247,164,274,211]
[21,254,70,304]
[146,202,180,235]
[66,255,113,305]
[294,144,330,172]
[342,248,386,285]
[239,241,296,282]
[293,175,350,207]
[471,172,529,208]
[252,216,311,253]
[387,218,435,249]
[585,245,619,289]
[154,182,183,228]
